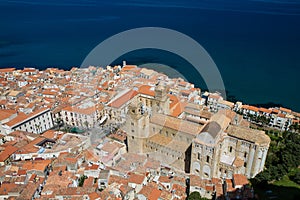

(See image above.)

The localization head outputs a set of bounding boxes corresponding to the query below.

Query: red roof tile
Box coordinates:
[128,173,145,184]
[109,90,138,109]
[0,145,18,162]
[138,85,155,97]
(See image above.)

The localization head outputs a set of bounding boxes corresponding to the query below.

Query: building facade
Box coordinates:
[123,86,270,179]
[2,108,53,134]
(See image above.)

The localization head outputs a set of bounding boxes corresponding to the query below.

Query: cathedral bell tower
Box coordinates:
[124,100,150,154]
[153,84,170,115]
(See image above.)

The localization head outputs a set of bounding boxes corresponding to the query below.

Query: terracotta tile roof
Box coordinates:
[160,190,173,199]
[41,130,61,140]
[178,81,188,87]
[0,68,15,73]
[121,65,137,71]
[0,183,18,195]
[5,107,49,127]
[168,94,180,109]
[170,101,187,117]
[189,175,207,188]
[208,94,221,100]
[44,171,74,188]
[150,114,203,135]
[233,174,249,187]
[181,89,191,96]
[158,175,172,183]
[280,107,292,113]
[0,145,18,162]
[138,184,162,200]
[119,184,133,195]
[108,90,138,109]
[144,159,160,170]
[101,141,123,154]
[226,125,270,145]
[83,176,94,187]
[17,169,27,176]
[85,164,99,170]
[148,188,162,200]
[83,149,99,163]
[0,109,17,121]
[108,175,128,185]
[22,68,37,73]
[62,105,96,116]
[271,108,280,114]
[0,99,7,105]
[258,107,272,114]
[88,192,101,199]
[211,178,222,184]
[148,134,172,146]
[22,159,51,172]
[128,173,146,184]
[242,105,259,112]
[205,185,214,191]
[138,85,155,97]
[17,137,44,154]
[277,113,286,118]
[226,178,236,192]
[172,183,186,197]
[167,140,191,152]
[42,90,57,96]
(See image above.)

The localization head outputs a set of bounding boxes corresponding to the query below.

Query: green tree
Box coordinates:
[291,171,300,184]
[252,130,300,185]
[187,191,208,200]
[78,175,87,187]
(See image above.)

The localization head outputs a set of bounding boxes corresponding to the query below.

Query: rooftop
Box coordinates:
[226,125,270,145]
[108,89,138,109]
[150,114,203,136]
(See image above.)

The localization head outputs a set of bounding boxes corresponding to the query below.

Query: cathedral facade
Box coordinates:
[123,86,270,179]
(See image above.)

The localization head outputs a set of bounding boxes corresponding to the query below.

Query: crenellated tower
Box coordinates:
[124,100,150,154]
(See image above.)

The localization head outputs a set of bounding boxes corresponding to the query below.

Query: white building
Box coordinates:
[61,101,104,128]
[2,108,53,134]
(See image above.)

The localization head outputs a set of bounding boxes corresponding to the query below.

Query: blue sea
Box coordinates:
[0,0,300,111]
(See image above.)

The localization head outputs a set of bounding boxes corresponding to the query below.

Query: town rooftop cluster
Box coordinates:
[0,64,299,199]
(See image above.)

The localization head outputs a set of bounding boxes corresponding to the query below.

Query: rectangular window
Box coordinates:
[229,146,233,153]
[206,156,210,163]
[198,153,201,160]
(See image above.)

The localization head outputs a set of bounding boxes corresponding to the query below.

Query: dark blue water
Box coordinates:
[0,0,300,111]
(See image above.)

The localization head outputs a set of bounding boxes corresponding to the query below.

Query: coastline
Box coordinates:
[135,63,297,112]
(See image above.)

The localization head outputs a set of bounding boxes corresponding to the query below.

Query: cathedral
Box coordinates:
[123,85,270,179]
